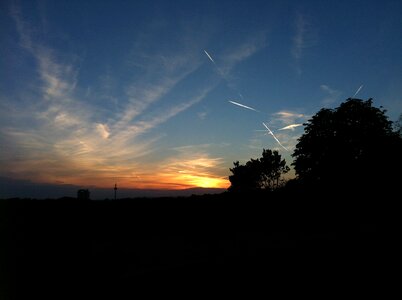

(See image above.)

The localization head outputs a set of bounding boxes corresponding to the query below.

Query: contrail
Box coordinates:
[229,100,259,112]
[262,122,288,151]
[204,50,246,103]
[204,50,215,64]
[278,124,303,131]
[352,85,363,98]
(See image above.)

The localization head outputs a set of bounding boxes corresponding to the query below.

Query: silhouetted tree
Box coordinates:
[292,98,402,192]
[229,149,289,192]
[260,149,290,190]
[395,113,402,137]
[228,160,261,192]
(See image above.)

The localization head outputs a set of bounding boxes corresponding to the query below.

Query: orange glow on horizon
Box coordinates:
[9,150,231,191]
[26,170,230,191]
[166,172,230,189]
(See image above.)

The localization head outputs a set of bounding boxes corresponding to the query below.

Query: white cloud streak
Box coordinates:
[228,100,259,112]
[292,14,307,60]
[291,13,315,75]
[352,85,364,98]
[96,124,110,139]
[197,111,207,120]
[262,122,288,151]
[204,49,215,64]
[220,34,267,76]
[258,110,308,152]
[273,111,306,124]
[3,4,229,188]
[278,124,303,131]
[321,84,342,106]
[3,4,267,189]
[9,3,32,50]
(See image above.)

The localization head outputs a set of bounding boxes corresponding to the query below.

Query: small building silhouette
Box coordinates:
[77,189,90,200]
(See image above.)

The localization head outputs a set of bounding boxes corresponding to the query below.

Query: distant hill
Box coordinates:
[0,176,226,199]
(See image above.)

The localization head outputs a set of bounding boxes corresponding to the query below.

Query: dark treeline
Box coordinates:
[3,98,401,296]
[229,98,402,195]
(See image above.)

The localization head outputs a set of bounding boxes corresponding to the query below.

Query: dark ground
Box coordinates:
[1,191,397,298]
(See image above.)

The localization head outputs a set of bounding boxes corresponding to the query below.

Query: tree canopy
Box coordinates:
[396,113,402,137]
[228,149,289,192]
[291,98,402,191]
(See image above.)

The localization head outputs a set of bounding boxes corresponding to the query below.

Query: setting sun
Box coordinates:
[184,175,229,189]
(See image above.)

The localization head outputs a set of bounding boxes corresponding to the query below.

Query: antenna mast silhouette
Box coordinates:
[114,183,117,200]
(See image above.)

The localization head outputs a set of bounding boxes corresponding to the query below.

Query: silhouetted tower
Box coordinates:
[77,189,90,200]
[114,183,117,200]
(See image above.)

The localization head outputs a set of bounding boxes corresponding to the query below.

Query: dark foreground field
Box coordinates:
[1,191,396,297]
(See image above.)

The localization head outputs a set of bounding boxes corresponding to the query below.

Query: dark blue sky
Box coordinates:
[1,0,401,195]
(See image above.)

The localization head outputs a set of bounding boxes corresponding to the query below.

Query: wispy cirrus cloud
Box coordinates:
[112,85,216,143]
[278,124,303,131]
[9,2,32,50]
[92,145,230,190]
[10,3,78,101]
[291,13,316,75]
[152,148,229,189]
[255,110,308,152]
[220,34,267,76]
[2,3,237,189]
[197,111,208,120]
[37,49,78,100]
[292,13,307,61]
[273,111,306,124]
[201,34,267,103]
[116,61,204,129]
[96,123,110,139]
[320,84,342,106]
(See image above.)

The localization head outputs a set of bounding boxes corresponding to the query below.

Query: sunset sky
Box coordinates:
[1,0,402,196]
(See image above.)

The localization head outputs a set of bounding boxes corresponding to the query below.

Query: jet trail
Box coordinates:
[352,85,363,98]
[262,122,288,151]
[204,50,216,64]
[278,124,303,131]
[229,100,259,112]
[204,50,245,102]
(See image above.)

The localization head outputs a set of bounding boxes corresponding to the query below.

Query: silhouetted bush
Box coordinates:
[228,149,289,192]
